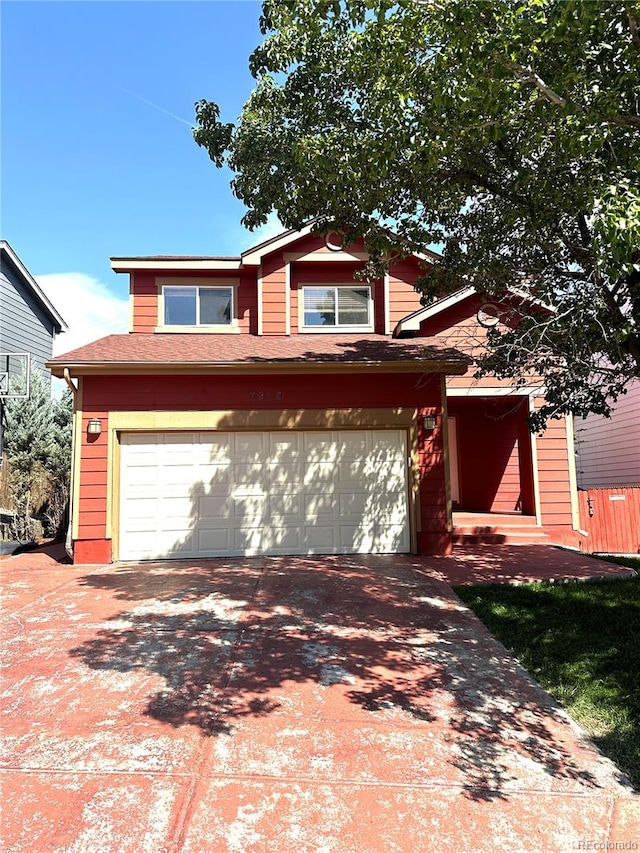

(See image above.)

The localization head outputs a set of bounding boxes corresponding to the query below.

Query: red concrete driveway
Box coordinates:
[1,552,637,852]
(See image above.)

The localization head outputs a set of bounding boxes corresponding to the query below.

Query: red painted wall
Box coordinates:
[535,409,576,543]
[388,257,425,328]
[129,243,429,339]
[131,272,157,333]
[76,371,450,561]
[262,253,287,334]
[131,270,257,334]
[448,397,535,514]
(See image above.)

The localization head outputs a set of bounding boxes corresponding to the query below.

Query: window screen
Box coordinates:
[303,286,371,327]
[163,286,233,326]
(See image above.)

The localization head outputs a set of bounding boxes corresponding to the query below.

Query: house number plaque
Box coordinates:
[249,390,282,401]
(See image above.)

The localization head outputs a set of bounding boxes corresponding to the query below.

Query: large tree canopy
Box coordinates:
[194,0,640,427]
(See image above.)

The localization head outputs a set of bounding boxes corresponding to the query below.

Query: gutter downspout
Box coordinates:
[63,368,78,559]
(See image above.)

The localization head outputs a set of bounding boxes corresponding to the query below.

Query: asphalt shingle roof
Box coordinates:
[49,333,469,373]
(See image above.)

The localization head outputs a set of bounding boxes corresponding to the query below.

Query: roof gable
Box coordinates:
[0,241,67,332]
[110,223,440,274]
[394,287,476,334]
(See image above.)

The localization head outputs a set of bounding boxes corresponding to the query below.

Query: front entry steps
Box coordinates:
[452,511,551,545]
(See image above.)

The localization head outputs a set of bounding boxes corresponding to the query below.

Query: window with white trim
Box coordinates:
[163,286,233,327]
[302,285,372,330]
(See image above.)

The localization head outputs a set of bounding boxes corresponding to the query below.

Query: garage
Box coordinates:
[118,429,411,560]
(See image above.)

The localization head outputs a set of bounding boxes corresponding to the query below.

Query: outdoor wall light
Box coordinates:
[87,418,102,436]
[422,415,436,431]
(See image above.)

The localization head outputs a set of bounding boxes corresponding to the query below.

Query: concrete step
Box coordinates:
[452,532,552,545]
[451,512,551,545]
[453,512,539,528]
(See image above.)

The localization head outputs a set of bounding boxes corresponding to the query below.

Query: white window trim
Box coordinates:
[299,283,374,333]
[156,277,240,333]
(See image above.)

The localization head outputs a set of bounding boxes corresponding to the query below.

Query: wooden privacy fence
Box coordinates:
[578,487,640,555]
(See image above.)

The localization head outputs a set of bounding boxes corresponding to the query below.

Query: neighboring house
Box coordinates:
[573,381,640,555]
[574,381,640,489]
[48,225,580,564]
[0,240,67,456]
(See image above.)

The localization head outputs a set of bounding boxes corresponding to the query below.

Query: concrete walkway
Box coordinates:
[1,549,637,852]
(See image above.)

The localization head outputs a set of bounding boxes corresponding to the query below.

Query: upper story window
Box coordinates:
[302,285,372,331]
[163,285,233,327]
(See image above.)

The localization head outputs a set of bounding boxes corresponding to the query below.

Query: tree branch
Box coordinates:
[508,62,640,132]
[627,5,640,48]
[508,63,567,107]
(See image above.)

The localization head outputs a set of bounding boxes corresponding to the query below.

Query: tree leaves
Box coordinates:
[193,0,640,423]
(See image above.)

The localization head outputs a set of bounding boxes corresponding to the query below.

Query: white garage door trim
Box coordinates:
[119,429,410,560]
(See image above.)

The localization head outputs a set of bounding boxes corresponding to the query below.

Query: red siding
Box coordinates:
[388,258,424,328]
[77,408,109,554]
[578,487,640,554]
[76,372,449,559]
[262,253,287,334]
[535,410,576,543]
[131,272,157,333]
[237,270,257,334]
[131,271,256,334]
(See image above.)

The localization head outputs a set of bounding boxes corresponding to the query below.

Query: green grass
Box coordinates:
[455,574,640,790]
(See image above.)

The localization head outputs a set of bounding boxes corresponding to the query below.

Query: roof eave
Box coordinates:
[48,358,469,378]
[110,258,242,273]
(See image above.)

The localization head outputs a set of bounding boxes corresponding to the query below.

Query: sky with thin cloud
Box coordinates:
[2,1,282,357]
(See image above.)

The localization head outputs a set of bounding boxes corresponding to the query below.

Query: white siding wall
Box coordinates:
[575,382,640,488]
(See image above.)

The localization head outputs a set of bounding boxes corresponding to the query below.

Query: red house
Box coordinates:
[49,225,580,564]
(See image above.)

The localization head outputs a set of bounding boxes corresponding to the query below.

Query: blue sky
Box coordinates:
[2,0,281,353]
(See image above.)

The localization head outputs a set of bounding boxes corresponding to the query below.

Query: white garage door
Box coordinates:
[119,430,410,560]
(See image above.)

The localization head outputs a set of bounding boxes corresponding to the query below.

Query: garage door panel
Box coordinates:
[375,526,409,552]
[160,495,195,519]
[304,492,338,520]
[233,527,303,555]
[122,531,159,558]
[161,466,198,488]
[198,494,231,519]
[233,433,266,458]
[265,466,304,495]
[122,460,158,482]
[337,462,372,486]
[265,527,303,552]
[198,465,231,490]
[338,523,374,549]
[338,492,369,515]
[269,432,302,455]
[120,429,410,560]
[197,528,230,553]
[305,526,336,551]
[304,461,335,487]
[338,433,368,455]
[205,441,232,464]
[231,494,267,522]
[303,433,339,462]
[269,494,303,521]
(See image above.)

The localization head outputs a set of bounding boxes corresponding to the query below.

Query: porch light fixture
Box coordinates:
[422,415,436,431]
[87,418,102,436]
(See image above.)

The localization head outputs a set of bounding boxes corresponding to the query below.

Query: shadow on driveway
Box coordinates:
[69,555,618,801]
